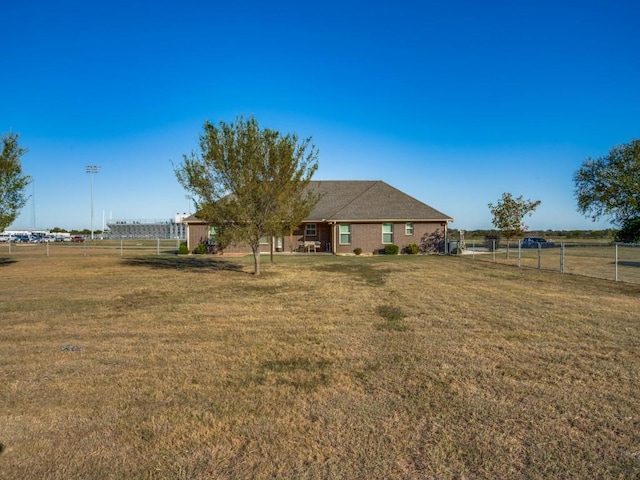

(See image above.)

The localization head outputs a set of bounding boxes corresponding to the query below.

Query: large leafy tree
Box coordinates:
[488,193,541,257]
[175,116,319,275]
[614,217,640,243]
[0,133,31,231]
[574,139,640,226]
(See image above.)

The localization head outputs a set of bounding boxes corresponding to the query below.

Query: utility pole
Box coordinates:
[86,165,100,240]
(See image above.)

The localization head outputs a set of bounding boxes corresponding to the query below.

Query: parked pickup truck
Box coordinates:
[521,237,555,248]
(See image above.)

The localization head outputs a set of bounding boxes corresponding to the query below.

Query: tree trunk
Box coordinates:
[251,242,261,275]
[270,236,274,265]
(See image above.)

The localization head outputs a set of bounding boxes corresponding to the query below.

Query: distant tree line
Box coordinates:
[450,229,616,240]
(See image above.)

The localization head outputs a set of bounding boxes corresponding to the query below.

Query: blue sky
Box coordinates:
[3,0,639,231]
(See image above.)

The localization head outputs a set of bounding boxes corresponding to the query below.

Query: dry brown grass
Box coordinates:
[1,250,639,479]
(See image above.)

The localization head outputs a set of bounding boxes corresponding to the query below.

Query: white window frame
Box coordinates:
[305,223,317,237]
[382,223,394,244]
[405,222,414,236]
[208,226,217,241]
[339,223,351,245]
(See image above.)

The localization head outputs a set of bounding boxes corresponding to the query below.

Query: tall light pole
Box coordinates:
[185,195,193,214]
[86,165,100,240]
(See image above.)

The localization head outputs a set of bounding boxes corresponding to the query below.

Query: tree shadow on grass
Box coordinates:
[316,262,387,286]
[617,261,640,268]
[121,255,245,272]
[0,257,17,267]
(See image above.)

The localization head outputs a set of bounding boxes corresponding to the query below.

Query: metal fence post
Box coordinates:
[615,243,618,282]
[518,240,521,268]
[492,240,496,262]
[157,238,160,255]
[560,242,565,274]
[537,243,541,269]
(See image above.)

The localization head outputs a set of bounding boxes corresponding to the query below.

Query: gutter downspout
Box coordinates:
[329,221,336,255]
[333,222,336,254]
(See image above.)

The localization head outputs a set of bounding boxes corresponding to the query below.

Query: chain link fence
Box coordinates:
[462,241,640,284]
[4,238,640,285]
[0,238,182,257]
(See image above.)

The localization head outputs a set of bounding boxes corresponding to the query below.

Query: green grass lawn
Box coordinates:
[1,251,639,479]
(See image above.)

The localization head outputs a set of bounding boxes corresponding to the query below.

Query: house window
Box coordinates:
[339,223,351,245]
[208,226,221,244]
[382,223,394,244]
[305,224,317,236]
[405,222,414,236]
[259,236,270,245]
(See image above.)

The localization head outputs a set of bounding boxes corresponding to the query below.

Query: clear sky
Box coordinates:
[3,0,639,231]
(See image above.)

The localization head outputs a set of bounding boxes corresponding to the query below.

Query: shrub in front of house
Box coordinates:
[405,243,419,254]
[384,244,399,255]
[420,229,445,254]
[353,247,362,256]
[194,243,207,254]
[178,242,189,255]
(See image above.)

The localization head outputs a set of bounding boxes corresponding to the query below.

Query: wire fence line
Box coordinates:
[0,239,182,257]
[4,238,640,285]
[462,241,640,285]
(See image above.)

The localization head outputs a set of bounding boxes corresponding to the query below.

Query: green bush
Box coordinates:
[193,243,207,254]
[384,244,399,255]
[405,243,419,254]
[353,247,363,256]
[178,242,189,255]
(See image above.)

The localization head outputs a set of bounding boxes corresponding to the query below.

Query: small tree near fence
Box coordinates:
[488,193,541,258]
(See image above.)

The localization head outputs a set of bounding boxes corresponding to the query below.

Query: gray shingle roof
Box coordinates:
[304,181,453,222]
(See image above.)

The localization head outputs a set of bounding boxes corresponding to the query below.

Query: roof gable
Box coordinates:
[304,181,452,222]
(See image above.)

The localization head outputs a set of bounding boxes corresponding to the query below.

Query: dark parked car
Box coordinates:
[13,235,30,243]
[71,236,85,243]
[521,237,555,248]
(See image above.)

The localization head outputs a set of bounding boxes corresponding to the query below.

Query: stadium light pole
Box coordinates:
[86,165,100,240]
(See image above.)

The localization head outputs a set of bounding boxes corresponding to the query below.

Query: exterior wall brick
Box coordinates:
[186,223,209,252]
[185,220,447,255]
[334,221,446,254]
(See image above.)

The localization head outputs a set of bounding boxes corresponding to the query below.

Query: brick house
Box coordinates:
[182,180,453,254]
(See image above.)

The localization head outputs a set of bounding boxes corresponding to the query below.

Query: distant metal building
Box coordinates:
[106,215,187,239]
